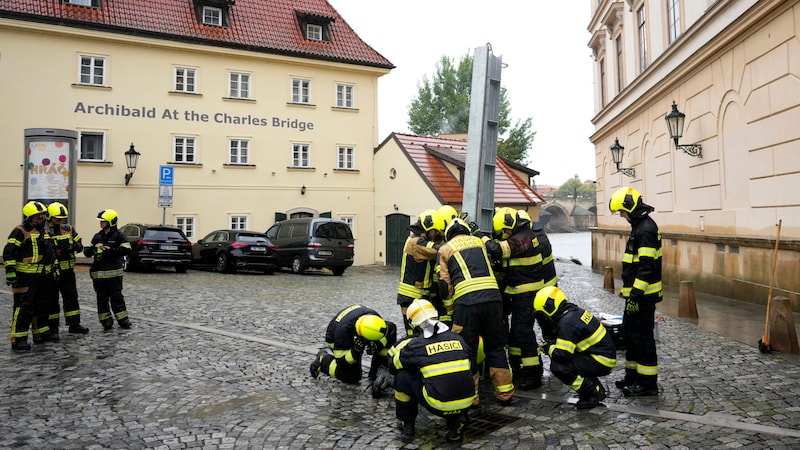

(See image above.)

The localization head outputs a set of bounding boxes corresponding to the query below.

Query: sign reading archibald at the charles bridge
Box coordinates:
[73,101,314,131]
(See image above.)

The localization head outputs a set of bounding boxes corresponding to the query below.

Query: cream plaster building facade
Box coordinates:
[0,0,392,267]
[589,0,800,309]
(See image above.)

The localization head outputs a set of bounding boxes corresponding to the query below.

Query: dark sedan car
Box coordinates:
[119,223,192,273]
[191,229,277,274]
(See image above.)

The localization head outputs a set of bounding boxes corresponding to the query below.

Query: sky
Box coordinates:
[327,0,598,187]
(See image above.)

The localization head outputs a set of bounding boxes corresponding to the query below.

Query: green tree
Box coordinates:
[407,54,535,164]
[556,175,596,202]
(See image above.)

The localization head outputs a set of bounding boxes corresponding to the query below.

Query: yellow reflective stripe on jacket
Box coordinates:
[592,353,617,368]
[554,337,576,354]
[543,275,557,288]
[638,246,662,259]
[419,359,471,378]
[542,254,554,265]
[622,252,635,264]
[632,279,663,295]
[90,268,124,279]
[620,286,632,297]
[453,276,498,300]
[390,338,412,370]
[504,279,545,295]
[422,386,475,412]
[575,324,607,353]
[499,240,511,259]
[398,282,428,299]
[506,253,543,267]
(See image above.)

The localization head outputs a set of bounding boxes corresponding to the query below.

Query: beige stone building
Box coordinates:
[0,0,393,266]
[589,0,800,309]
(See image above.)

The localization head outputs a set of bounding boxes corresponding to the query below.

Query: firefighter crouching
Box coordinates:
[83,209,132,330]
[310,304,397,398]
[390,299,475,443]
[535,286,616,410]
[3,201,60,351]
[45,202,89,335]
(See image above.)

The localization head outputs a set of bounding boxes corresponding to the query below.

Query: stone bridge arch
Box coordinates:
[542,203,570,231]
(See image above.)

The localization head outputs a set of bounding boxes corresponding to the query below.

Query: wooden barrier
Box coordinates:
[768,296,799,353]
[678,280,699,319]
[603,266,615,292]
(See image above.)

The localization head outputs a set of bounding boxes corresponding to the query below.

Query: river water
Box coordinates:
[547,231,591,266]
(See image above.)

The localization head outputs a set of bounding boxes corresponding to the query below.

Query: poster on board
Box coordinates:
[23,129,77,224]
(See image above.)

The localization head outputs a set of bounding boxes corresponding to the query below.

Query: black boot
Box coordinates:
[309,350,326,378]
[69,324,90,334]
[623,375,658,397]
[40,330,60,344]
[397,420,415,443]
[575,378,606,410]
[517,366,543,391]
[614,368,637,389]
[102,320,114,331]
[118,318,132,329]
[11,339,31,351]
[445,414,468,442]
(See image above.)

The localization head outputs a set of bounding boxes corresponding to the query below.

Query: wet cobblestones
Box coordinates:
[1,262,799,449]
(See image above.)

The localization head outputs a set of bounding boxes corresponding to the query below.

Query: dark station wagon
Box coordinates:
[119,223,192,273]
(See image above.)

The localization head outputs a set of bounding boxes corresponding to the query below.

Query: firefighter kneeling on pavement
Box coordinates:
[390,299,475,443]
[309,304,396,398]
[535,286,617,410]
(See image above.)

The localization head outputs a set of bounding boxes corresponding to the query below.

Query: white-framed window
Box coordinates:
[306,24,323,41]
[337,146,355,170]
[667,0,681,44]
[67,0,99,7]
[339,216,355,236]
[230,215,248,230]
[174,136,196,163]
[175,216,196,239]
[291,78,311,104]
[291,143,310,168]
[599,57,606,107]
[229,139,249,164]
[202,6,223,26]
[78,131,105,161]
[229,72,250,99]
[79,55,105,86]
[615,34,624,94]
[636,4,648,73]
[175,67,197,93]
[336,83,354,108]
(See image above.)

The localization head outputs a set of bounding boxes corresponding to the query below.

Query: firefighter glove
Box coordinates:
[5,271,16,286]
[353,336,368,354]
[73,242,84,253]
[468,221,481,235]
[541,341,553,355]
[366,341,379,355]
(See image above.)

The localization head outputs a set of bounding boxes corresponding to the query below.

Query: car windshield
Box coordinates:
[144,229,186,241]
[314,222,352,239]
[238,234,268,244]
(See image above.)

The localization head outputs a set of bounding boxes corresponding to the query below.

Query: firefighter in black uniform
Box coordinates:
[45,202,89,335]
[83,209,132,330]
[438,217,514,406]
[534,286,616,409]
[609,186,662,397]
[3,201,59,350]
[391,299,475,443]
[396,210,445,335]
[310,304,397,397]
[483,208,557,390]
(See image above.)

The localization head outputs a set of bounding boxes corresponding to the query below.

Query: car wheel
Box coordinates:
[123,255,136,272]
[332,267,346,276]
[175,265,188,274]
[291,256,305,274]
[216,253,233,273]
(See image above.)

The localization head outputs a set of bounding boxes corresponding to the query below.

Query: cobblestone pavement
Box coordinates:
[1,262,800,449]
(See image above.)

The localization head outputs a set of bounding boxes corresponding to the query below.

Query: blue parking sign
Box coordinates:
[159,165,174,185]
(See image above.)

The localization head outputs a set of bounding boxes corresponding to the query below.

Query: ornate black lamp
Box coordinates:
[665,101,702,158]
[124,143,141,186]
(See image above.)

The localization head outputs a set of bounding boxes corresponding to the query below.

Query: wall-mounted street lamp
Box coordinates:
[665,101,702,158]
[609,138,635,178]
[124,143,141,186]
[300,185,306,195]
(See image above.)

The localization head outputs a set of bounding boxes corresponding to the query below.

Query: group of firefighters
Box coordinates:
[310,186,663,444]
[4,201,133,351]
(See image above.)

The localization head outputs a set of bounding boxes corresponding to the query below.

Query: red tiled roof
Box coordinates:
[379,133,544,206]
[0,0,394,69]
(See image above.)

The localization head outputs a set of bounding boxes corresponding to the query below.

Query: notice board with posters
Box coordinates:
[23,128,78,225]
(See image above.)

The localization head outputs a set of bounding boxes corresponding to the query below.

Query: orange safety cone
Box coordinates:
[758,219,782,354]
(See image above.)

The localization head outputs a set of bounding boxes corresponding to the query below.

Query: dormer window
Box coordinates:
[203,6,223,26]
[296,12,334,42]
[65,0,101,7]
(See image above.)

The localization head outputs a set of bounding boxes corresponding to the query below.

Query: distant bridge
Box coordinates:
[540,198,597,232]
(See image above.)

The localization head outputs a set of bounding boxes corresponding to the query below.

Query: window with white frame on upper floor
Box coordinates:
[229,72,250,99]
[337,146,355,170]
[229,139,249,164]
[307,24,323,41]
[291,143,311,168]
[637,4,648,73]
[202,6,223,26]
[599,56,607,107]
[291,78,311,104]
[296,12,332,42]
[615,35,624,94]
[78,131,105,161]
[175,216,196,239]
[339,216,355,235]
[65,0,100,7]
[336,83,354,108]
[230,215,248,230]
[667,0,681,44]
[174,136,197,163]
[174,67,198,93]
[79,55,105,86]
